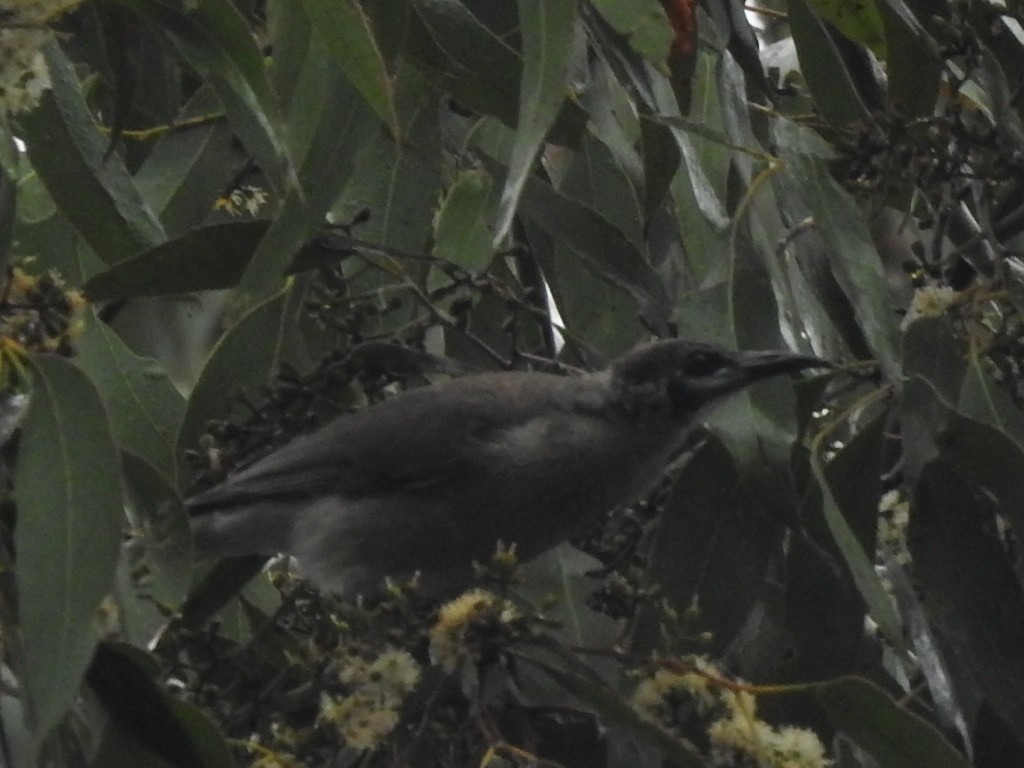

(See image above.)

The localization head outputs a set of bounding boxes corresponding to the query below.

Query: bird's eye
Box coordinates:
[682,351,729,377]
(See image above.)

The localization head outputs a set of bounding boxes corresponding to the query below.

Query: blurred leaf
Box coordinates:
[775,120,901,380]
[0,160,13,271]
[117,453,192,647]
[783,411,887,681]
[805,0,887,58]
[957,352,1024,449]
[936,410,1024,539]
[432,167,497,271]
[588,0,673,68]
[878,0,941,118]
[634,436,779,657]
[545,239,646,358]
[678,272,804,518]
[911,462,1024,751]
[639,115,680,225]
[14,355,123,743]
[13,163,55,227]
[15,41,166,264]
[174,556,268,633]
[175,288,293,487]
[82,222,270,300]
[521,655,704,768]
[0,692,34,768]
[494,0,578,242]
[114,0,294,194]
[902,316,964,402]
[518,543,619,649]
[404,0,522,125]
[87,643,230,768]
[237,36,379,298]
[812,676,970,768]
[556,131,645,252]
[788,0,873,127]
[810,423,906,654]
[517,169,665,309]
[300,0,399,137]
[75,313,186,486]
[133,88,249,235]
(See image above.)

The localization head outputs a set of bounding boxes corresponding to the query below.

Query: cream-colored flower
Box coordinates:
[429,588,519,673]
[631,656,721,722]
[0,28,51,114]
[710,691,830,768]
[320,693,401,752]
[767,726,830,768]
[902,286,959,329]
[323,647,420,751]
[368,647,422,695]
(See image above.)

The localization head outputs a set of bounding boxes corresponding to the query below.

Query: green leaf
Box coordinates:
[633,436,779,657]
[910,463,1024,748]
[545,239,646,357]
[813,677,970,768]
[88,643,231,768]
[784,410,890,680]
[517,168,664,308]
[432,167,497,271]
[879,0,941,118]
[494,0,578,243]
[518,543,619,649]
[775,119,901,379]
[133,88,249,235]
[957,352,1024,450]
[811,427,907,654]
[15,41,166,264]
[82,222,270,300]
[404,0,522,125]
[521,655,704,768]
[805,0,887,58]
[237,35,380,298]
[75,314,186,486]
[114,0,295,195]
[788,0,873,127]
[902,316,964,402]
[175,288,293,487]
[588,0,673,68]
[299,0,400,137]
[556,131,645,251]
[117,454,192,647]
[14,355,123,743]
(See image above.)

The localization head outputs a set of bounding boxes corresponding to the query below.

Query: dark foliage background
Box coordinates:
[1,0,1023,766]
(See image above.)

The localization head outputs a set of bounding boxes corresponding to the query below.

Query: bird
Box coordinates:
[186,340,827,599]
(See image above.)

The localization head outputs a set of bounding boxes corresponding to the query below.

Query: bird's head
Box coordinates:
[609,340,828,418]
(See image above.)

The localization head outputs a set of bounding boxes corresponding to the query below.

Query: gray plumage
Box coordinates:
[187,340,825,598]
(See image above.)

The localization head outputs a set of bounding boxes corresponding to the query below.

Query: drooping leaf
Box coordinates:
[432,167,497,272]
[15,41,166,264]
[113,0,295,195]
[775,119,901,380]
[588,0,673,68]
[911,463,1024,753]
[175,288,294,487]
[13,356,123,744]
[812,676,971,768]
[494,0,578,243]
[75,313,186,486]
[788,0,874,128]
[299,0,400,137]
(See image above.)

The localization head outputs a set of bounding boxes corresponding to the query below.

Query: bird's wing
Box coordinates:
[186,372,594,514]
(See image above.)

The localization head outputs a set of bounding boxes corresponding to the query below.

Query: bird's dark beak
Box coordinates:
[734,349,832,383]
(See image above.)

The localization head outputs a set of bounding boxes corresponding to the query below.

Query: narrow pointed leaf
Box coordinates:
[494,0,578,243]
[14,356,123,743]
